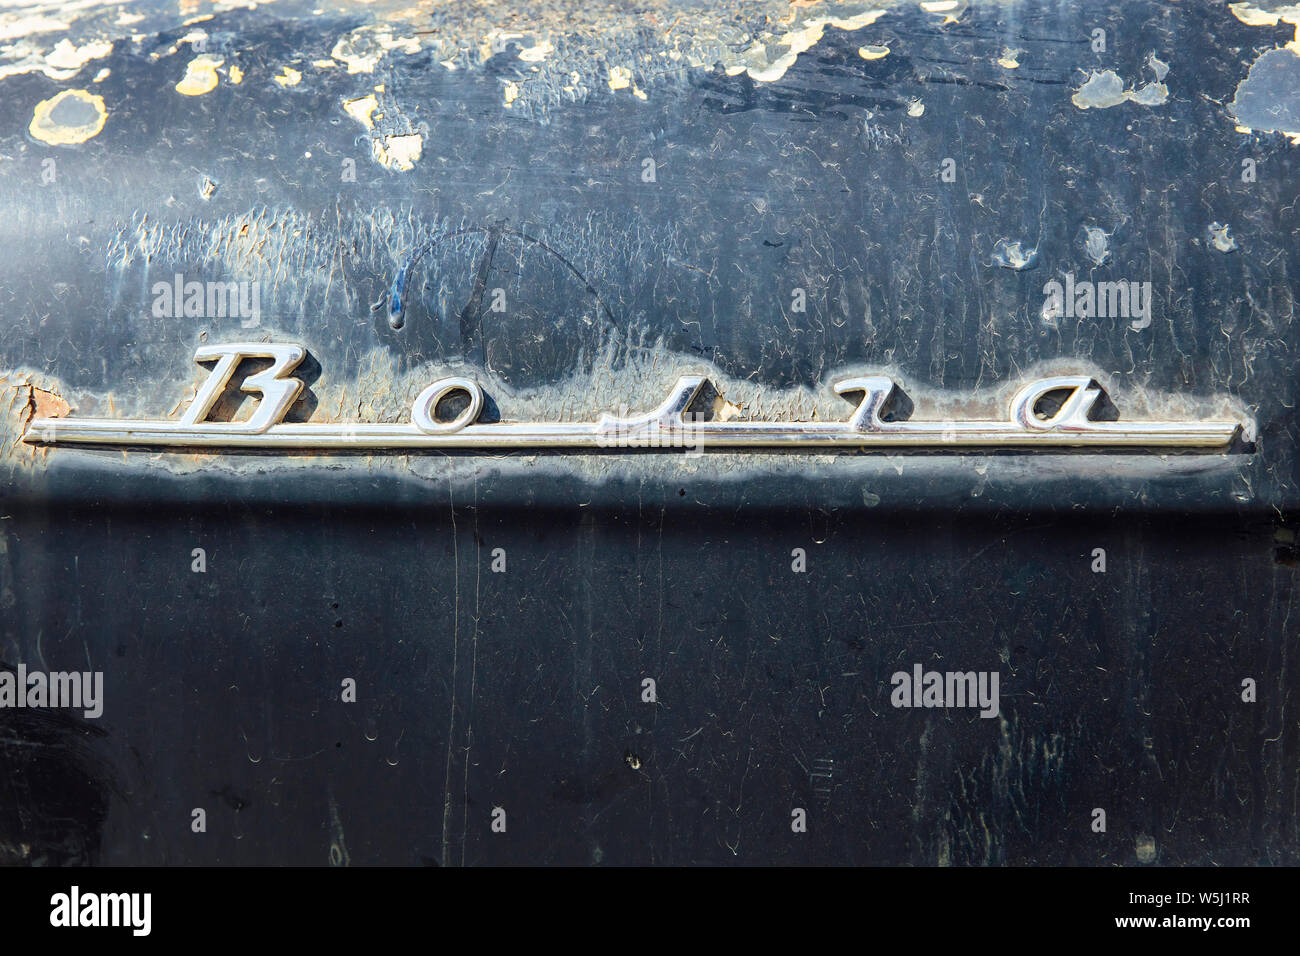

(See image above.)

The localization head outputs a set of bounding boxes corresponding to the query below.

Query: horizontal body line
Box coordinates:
[24,418,1241,450]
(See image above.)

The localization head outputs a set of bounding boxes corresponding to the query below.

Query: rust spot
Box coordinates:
[17,383,70,432]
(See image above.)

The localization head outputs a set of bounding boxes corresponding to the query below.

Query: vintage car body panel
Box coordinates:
[0,0,1296,864]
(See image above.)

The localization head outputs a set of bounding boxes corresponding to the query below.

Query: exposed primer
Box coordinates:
[175,54,223,95]
[28,88,107,145]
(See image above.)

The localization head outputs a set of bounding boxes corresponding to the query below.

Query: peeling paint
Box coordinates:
[517,40,553,63]
[1081,226,1110,265]
[28,88,107,145]
[0,36,113,81]
[607,65,632,91]
[175,54,223,95]
[274,65,302,87]
[991,239,1038,271]
[343,92,378,128]
[373,133,422,172]
[1071,68,1168,109]
[859,44,890,59]
[1208,222,1239,252]
[330,26,420,74]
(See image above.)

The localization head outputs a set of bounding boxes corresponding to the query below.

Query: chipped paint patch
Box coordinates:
[45,37,112,73]
[1208,222,1239,252]
[0,36,113,82]
[502,80,520,107]
[907,97,925,116]
[920,0,967,24]
[743,10,889,83]
[518,40,554,63]
[991,239,1038,270]
[175,54,223,95]
[330,26,421,74]
[274,65,302,87]
[859,44,890,59]
[607,65,632,90]
[372,133,422,172]
[1222,6,1300,137]
[1082,226,1110,265]
[343,93,378,128]
[1230,2,1300,52]
[1071,68,1168,109]
[228,64,243,84]
[28,88,107,145]
[997,48,1021,69]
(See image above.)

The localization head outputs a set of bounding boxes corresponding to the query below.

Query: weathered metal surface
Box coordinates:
[0,0,1296,865]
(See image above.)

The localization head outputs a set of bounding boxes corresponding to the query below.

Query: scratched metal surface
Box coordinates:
[0,0,1297,864]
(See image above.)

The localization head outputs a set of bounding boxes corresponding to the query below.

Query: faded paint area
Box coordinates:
[1071,68,1168,109]
[175,53,222,95]
[28,88,107,145]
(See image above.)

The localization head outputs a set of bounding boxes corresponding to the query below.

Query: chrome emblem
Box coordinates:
[22,342,1242,452]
